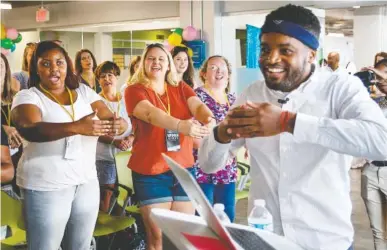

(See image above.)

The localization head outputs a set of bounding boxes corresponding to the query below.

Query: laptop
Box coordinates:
[157,154,303,250]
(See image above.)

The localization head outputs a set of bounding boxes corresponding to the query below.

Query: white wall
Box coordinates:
[94,32,113,64]
[324,36,355,68]
[40,31,96,62]
[7,31,40,72]
[354,5,387,68]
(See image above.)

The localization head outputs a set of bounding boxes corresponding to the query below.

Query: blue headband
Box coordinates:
[261,20,319,50]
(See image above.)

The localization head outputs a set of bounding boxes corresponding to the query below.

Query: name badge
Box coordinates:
[64,135,81,160]
[165,129,180,152]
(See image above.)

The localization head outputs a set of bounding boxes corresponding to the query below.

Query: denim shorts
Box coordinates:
[96,160,116,185]
[132,167,196,207]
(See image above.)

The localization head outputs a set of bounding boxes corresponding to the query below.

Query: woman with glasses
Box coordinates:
[171,46,195,89]
[75,49,101,93]
[125,43,214,250]
[193,55,237,222]
[12,42,36,90]
[95,61,133,212]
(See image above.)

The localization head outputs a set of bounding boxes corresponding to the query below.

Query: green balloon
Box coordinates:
[1,38,14,50]
[174,28,183,36]
[13,33,22,43]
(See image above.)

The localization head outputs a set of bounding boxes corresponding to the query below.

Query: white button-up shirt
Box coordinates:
[198,70,387,250]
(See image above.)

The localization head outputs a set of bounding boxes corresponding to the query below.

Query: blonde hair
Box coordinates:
[129,43,179,87]
[199,55,232,93]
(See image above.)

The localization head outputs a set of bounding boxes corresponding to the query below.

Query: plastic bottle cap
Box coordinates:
[254,199,265,207]
[214,203,225,211]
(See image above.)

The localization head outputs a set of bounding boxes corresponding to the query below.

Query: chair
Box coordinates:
[91,211,136,250]
[114,150,140,215]
[0,191,26,248]
[235,148,251,201]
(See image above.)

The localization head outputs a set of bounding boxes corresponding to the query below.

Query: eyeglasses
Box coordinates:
[207,65,228,72]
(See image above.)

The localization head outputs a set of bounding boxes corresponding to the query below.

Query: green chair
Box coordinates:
[235,148,251,201]
[0,191,26,248]
[114,151,140,215]
[91,211,136,250]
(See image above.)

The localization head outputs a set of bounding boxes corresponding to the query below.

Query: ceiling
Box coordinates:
[2,1,67,8]
[325,9,355,36]
[4,1,387,38]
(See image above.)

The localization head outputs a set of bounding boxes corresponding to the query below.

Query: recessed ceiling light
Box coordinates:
[327,32,345,37]
[0,3,12,9]
[353,6,361,9]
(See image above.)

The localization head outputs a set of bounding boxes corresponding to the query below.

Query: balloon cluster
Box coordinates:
[1,24,23,56]
[164,26,197,57]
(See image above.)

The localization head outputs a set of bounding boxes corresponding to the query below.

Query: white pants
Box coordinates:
[361,164,387,250]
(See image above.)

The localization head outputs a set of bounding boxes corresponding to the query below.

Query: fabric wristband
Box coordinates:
[261,20,319,50]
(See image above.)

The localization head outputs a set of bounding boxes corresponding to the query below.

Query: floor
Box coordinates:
[234,168,374,250]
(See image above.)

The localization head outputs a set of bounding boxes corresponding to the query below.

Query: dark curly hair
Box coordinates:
[262,4,321,39]
[29,41,79,89]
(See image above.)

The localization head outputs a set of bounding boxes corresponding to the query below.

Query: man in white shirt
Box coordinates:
[198,4,387,250]
[360,59,387,250]
[327,51,341,72]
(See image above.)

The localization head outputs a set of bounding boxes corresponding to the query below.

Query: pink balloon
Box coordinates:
[163,40,174,52]
[6,28,18,40]
[182,26,197,41]
[1,48,10,56]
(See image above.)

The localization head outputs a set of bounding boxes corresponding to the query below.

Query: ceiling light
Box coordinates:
[327,32,345,37]
[0,3,12,9]
[353,6,360,9]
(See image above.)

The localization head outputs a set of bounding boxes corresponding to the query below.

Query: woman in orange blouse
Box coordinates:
[125,43,214,250]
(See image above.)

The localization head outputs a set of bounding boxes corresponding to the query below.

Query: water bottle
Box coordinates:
[248,199,273,231]
[214,203,231,224]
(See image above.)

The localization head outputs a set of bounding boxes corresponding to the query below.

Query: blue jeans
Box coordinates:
[199,182,236,222]
[96,160,116,185]
[21,179,99,250]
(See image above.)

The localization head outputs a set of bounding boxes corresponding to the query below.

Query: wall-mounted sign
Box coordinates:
[185,40,206,69]
[36,6,50,23]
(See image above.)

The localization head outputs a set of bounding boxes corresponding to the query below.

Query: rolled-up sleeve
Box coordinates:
[293,75,387,160]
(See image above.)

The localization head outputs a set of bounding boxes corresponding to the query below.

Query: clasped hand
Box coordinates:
[75,111,127,137]
[217,101,295,142]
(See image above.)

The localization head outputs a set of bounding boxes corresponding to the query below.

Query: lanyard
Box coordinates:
[40,85,75,121]
[101,92,121,115]
[1,104,11,126]
[154,82,171,115]
[205,86,230,107]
